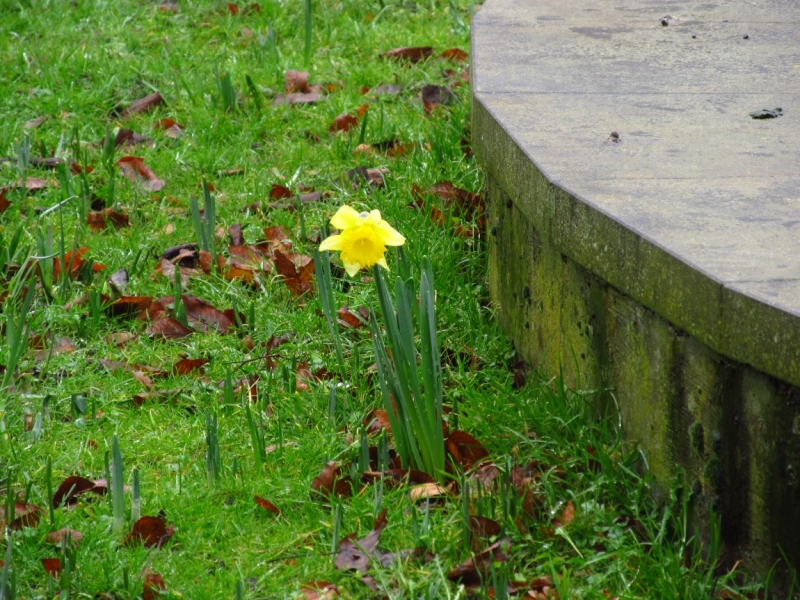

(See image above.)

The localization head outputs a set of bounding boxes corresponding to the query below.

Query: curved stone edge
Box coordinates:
[472,94,800,390]
[473,90,800,583]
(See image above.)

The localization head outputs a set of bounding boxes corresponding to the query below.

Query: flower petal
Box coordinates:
[377,257,390,271]
[374,220,406,246]
[319,233,343,251]
[363,209,382,225]
[343,259,362,277]
[330,205,363,230]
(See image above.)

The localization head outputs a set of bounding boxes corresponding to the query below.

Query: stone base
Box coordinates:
[487,173,800,582]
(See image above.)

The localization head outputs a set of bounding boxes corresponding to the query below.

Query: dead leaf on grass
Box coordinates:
[301,581,340,600]
[1,501,42,530]
[172,358,209,375]
[87,208,130,230]
[445,430,490,470]
[447,539,511,586]
[345,166,387,190]
[132,389,185,407]
[372,83,403,96]
[116,156,166,192]
[254,495,281,516]
[337,304,366,329]
[146,317,193,339]
[142,570,166,600]
[273,249,315,298]
[552,500,576,529]
[53,475,107,507]
[118,92,164,119]
[23,115,51,129]
[41,558,61,576]
[470,515,501,540]
[363,408,392,435]
[330,112,359,133]
[440,48,468,62]
[52,248,107,280]
[156,118,184,139]
[272,92,321,106]
[383,46,432,63]
[422,84,456,114]
[311,461,352,499]
[508,357,530,389]
[113,129,153,149]
[45,528,84,545]
[123,515,175,548]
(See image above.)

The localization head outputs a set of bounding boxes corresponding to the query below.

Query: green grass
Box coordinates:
[0,0,772,598]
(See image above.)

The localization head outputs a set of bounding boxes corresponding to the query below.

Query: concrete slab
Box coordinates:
[473,0,800,583]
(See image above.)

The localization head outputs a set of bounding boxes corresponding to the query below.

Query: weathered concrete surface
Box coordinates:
[472,0,800,582]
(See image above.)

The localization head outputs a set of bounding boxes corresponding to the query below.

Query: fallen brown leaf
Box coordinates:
[383,46,432,63]
[172,358,209,375]
[24,115,50,129]
[301,581,340,600]
[142,570,166,600]
[330,112,359,133]
[113,129,153,149]
[124,515,175,548]
[447,539,511,586]
[146,317,193,339]
[87,208,130,231]
[311,461,352,499]
[445,430,490,470]
[422,84,456,114]
[156,118,184,139]
[440,48,468,62]
[254,495,281,516]
[45,528,83,545]
[119,92,164,119]
[53,248,106,279]
[41,558,61,576]
[53,475,107,507]
[272,92,321,106]
[116,156,166,192]
[273,249,315,298]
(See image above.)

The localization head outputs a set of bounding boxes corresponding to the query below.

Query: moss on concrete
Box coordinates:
[483,171,800,584]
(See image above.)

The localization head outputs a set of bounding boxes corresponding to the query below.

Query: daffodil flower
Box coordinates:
[319,205,405,277]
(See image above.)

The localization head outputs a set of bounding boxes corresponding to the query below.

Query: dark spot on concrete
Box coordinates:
[749,108,783,119]
[704,455,721,490]
[690,421,704,455]
[692,34,697,38]
[743,34,749,39]
[536,15,563,21]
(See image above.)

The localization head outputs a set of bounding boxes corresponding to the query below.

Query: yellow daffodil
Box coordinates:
[319,205,405,277]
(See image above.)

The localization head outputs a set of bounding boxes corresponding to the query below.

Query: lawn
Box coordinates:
[0,0,769,598]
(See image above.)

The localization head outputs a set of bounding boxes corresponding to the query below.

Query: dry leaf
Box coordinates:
[123,515,175,548]
[254,495,281,516]
[311,461,352,499]
[142,570,166,600]
[383,46,433,63]
[45,528,84,545]
[116,156,166,192]
[87,208,130,230]
[119,92,164,118]
[440,48,468,62]
[273,249,315,298]
[146,317,193,339]
[447,539,511,586]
